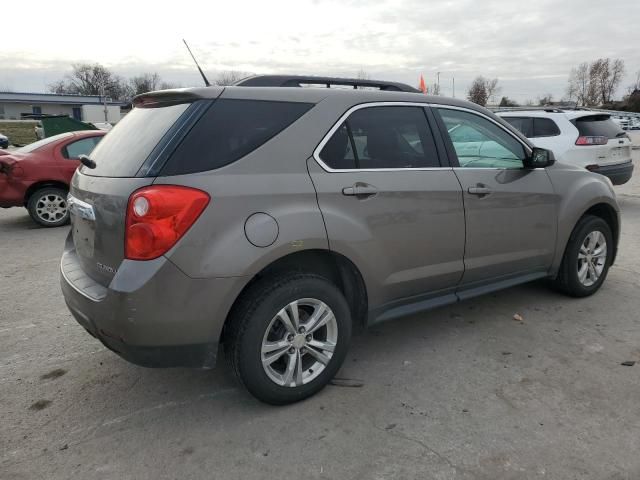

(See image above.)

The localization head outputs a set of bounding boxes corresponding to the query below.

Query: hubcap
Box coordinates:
[35,193,67,223]
[261,298,338,388]
[577,231,607,287]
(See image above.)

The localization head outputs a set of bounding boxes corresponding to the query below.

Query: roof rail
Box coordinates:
[233,75,420,93]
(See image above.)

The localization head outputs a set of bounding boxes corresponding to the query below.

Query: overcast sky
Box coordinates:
[2,0,639,102]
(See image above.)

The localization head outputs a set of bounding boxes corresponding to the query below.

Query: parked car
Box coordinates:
[0,133,9,149]
[496,109,634,185]
[0,130,105,226]
[61,76,620,404]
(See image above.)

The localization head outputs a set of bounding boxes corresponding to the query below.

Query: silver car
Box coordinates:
[61,76,620,404]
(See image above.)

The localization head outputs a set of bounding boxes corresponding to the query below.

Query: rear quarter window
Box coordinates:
[573,115,624,139]
[532,118,560,137]
[160,99,313,176]
[502,117,533,137]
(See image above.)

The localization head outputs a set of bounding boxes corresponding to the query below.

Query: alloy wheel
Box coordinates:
[261,298,338,387]
[577,230,607,287]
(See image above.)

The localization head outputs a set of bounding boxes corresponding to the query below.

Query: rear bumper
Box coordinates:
[591,161,634,185]
[60,234,246,368]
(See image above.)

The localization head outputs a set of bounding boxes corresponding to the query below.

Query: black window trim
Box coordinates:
[313,101,448,172]
[431,105,533,170]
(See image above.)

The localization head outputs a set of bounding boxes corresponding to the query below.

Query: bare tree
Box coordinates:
[215,70,252,86]
[430,83,441,96]
[127,73,161,97]
[467,76,499,106]
[485,78,501,104]
[467,76,488,106]
[605,59,625,104]
[567,62,590,105]
[48,63,128,101]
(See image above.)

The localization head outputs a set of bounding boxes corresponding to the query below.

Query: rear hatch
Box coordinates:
[68,90,222,286]
[573,114,632,166]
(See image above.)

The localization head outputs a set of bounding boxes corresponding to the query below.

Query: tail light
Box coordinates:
[575,136,608,146]
[125,185,210,260]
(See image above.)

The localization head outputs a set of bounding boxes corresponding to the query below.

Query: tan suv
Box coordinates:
[61,75,620,404]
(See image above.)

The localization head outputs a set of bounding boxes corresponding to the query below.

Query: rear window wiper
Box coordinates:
[615,132,627,138]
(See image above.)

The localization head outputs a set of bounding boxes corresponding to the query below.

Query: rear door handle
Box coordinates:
[467,186,492,196]
[342,183,378,198]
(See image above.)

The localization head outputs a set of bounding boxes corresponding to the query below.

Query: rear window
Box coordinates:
[160,99,313,176]
[573,115,624,139]
[82,102,190,177]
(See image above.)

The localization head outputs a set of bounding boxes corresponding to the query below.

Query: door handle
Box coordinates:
[467,185,492,196]
[342,183,378,198]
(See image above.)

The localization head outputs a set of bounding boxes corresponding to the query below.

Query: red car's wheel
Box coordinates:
[27,187,70,227]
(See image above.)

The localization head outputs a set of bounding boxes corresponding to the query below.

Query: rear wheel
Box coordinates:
[552,215,613,297]
[27,187,69,227]
[226,273,352,405]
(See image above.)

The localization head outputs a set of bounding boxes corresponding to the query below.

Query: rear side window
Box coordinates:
[319,106,440,169]
[533,118,560,137]
[503,117,533,137]
[63,136,102,159]
[84,103,190,177]
[161,99,313,176]
[573,115,624,139]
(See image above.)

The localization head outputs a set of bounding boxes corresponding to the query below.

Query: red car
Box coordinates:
[0,130,105,227]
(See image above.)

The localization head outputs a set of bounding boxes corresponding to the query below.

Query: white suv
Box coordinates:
[496,109,634,185]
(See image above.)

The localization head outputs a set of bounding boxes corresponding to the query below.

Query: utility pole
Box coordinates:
[437,72,441,95]
[101,81,108,122]
[452,77,455,98]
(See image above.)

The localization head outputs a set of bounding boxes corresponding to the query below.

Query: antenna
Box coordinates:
[182,39,211,87]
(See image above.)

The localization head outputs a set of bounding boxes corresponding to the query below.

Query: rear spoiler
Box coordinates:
[133,87,224,108]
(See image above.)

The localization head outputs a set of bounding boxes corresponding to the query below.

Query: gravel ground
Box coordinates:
[1,153,639,480]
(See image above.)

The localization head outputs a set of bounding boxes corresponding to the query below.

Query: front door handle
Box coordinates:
[342,183,378,198]
[467,185,492,196]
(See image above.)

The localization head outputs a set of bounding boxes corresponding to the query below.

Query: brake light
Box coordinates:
[125,185,210,260]
[575,136,608,146]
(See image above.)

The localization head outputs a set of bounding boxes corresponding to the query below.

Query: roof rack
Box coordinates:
[233,75,420,93]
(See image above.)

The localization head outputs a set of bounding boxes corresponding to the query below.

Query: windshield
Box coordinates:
[16,132,74,153]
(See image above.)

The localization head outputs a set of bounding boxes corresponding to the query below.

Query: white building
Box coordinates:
[0,92,123,123]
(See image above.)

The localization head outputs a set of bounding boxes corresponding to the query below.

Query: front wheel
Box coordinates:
[27,187,69,227]
[226,273,352,405]
[552,215,613,297]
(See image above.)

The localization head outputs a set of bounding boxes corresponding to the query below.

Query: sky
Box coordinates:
[2,0,639,103]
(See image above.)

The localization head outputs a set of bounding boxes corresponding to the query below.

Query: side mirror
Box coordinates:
[525,147,555,168]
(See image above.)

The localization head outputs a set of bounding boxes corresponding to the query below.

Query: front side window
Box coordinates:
[63,136,102,159]
[319,106,439,169]
[437,108,526,169]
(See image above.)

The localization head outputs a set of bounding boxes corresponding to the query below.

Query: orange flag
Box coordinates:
[419,74,427,93]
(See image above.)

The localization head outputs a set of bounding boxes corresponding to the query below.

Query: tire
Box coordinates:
[27,187,70,227]
[552,215,613,297]
[226,273,352,405]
